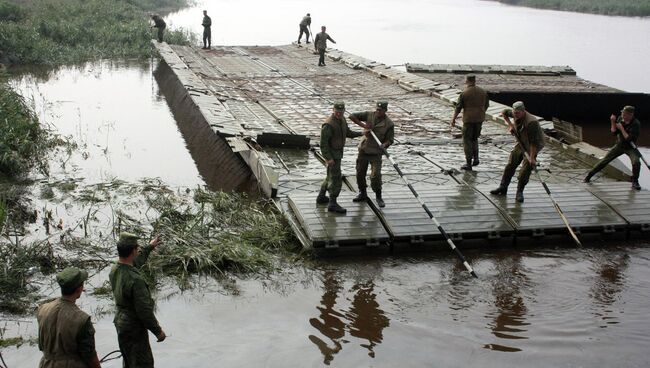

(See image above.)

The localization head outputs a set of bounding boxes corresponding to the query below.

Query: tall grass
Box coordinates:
[495,0,650,16]
[0,81,49,178]
[0,0,194,65]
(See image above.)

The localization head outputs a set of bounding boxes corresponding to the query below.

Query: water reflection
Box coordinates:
[308,270,390,364]
[589,250,629,326]
[484,253,530,352]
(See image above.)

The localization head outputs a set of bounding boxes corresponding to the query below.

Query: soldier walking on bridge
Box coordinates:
[151,14,166,43]
[451,74,489,170]
[318,102,363,214]
[37,267,101,368]
[202,10,212,49]
[350,101,395,208]
[110,232,166,368]
[314,26,336,66]
[298,13,311,44]
[490,101,545,203]
[584,105,642,190]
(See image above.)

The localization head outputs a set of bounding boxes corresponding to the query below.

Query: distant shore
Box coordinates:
[490,0,650,17]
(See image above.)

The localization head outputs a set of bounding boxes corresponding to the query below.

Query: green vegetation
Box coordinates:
[0,0,194,65]
[495,0,650,16]
[0,81,50,178]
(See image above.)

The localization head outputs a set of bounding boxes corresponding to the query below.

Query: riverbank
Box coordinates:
[491,0,650,17]
[0,0,194,66]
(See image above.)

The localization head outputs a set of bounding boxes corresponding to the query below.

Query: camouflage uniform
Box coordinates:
[454,81,489,167]
[314,30,335,66]
[351,107,395,198]
[110,244,162,368]
[586,115,641,185]
[152,15,166,43]
[37,267,97,368]
[298,14,311,43]
[497,109,545,194]
[320,107,362,207]
[202,13,212,48]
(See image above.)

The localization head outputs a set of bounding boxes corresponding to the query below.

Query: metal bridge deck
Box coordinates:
[152,42,650,250]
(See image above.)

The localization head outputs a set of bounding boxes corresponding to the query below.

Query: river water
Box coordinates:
[4,1,650,367]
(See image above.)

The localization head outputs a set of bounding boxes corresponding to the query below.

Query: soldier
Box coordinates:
[314,26,336,66]
[298,13,311,44]
[490,101,545,203]
[584,106,642,190]
[318,102,363,214]
[110,232,166,368]
[201,10,212,50]
[151,14,166,43]
[37,267,101,368]
[350,101,395,208]
[451,74,489,170]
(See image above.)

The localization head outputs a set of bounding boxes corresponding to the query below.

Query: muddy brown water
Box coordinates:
[4,246,650,367]
[4,1,650,366]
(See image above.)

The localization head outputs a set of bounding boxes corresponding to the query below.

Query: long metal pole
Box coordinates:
[629,141,650,169]
[503,117,583,247]
[366,130,478,278]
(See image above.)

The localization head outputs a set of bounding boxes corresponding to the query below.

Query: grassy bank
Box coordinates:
[0,80,50,178]
[0,0,194,65]
[493,0,650,16]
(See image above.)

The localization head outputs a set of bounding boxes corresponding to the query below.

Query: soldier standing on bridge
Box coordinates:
[451,74,489,170]
[110,232,166,368]
[298,13,311,44]
[37,267,101,368]
[350,101,395,208]
[584,105,642,190]
[490,101,545,203]
[318,102,363,214]
[202,10,212,49]
[151,14,166,43]
[314,26,336,66]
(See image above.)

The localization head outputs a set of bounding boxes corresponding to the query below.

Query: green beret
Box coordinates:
[376,101,388,111]
[512,101,525,111]
[333,102,345,112]
[622,105,635,114]
[117,232,140,247]
[57,267,88,291]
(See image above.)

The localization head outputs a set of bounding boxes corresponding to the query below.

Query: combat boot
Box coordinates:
[316,189,329,204]
[472,152,480,166]
[328,197,347,214]
[515,182,525,203]
[461,160,472,171]
[490,178,510,196]
[583,172,593,183]
[632,181,641,190]
[375,191,385,208]
[353,188,368,202]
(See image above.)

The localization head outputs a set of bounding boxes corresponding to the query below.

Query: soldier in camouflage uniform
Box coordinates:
[298,13,311,44]
[201,10,212,49]
[314,26,336,66]
[584,106,642,190]
[451,74,489,170]
[37,267,101,368]
[151,14,166,43]
[110,232,166,368]
[490,101,545,203]
[350,101,395,208]
[318,102,363,214]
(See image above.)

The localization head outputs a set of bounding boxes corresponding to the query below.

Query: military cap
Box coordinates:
[512,101,526,111]
[57,267,88,291]
[621,105,635,114]
[465,74,476,84]
[117,232,140,247]
[376,101,388,111]
[333,102,345,112]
